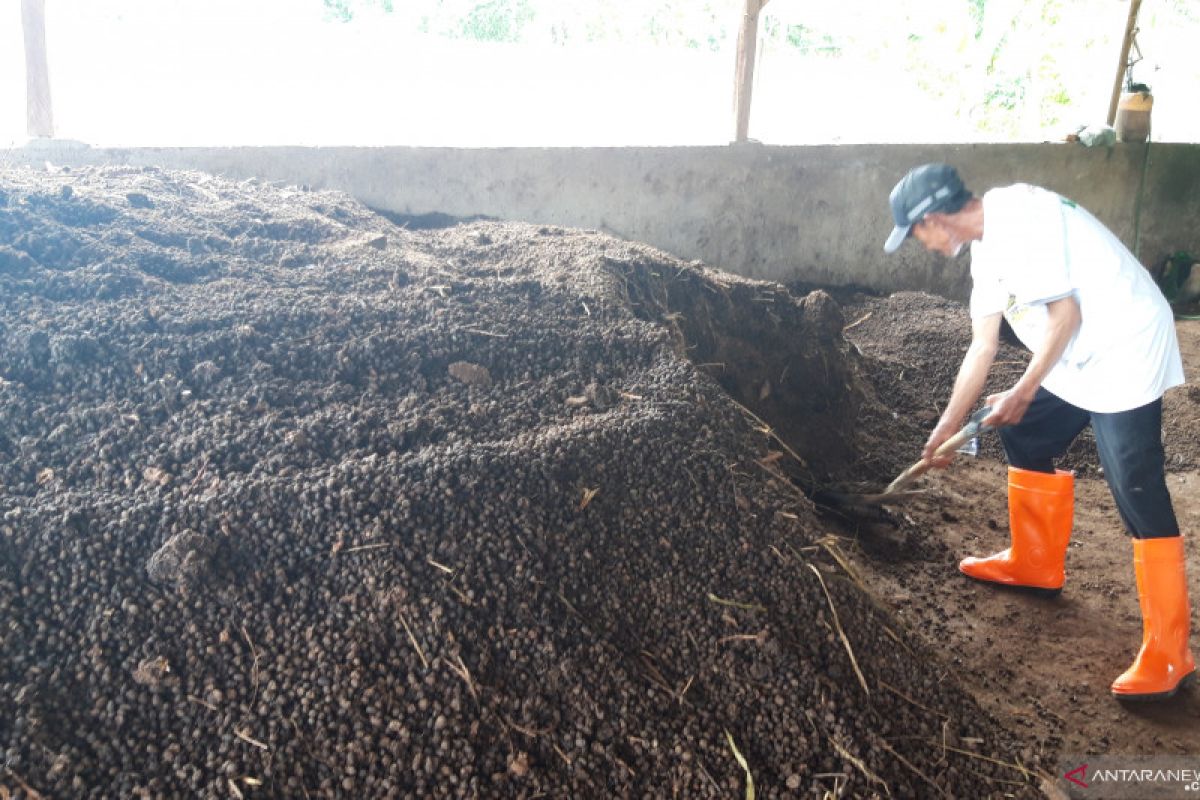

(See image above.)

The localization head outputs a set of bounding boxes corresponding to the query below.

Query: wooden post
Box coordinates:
[22,0,54,139]
[1106,0,1142,127]
[733,0,769,143]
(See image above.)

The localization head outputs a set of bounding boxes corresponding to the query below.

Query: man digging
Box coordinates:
[884,163,1194,701]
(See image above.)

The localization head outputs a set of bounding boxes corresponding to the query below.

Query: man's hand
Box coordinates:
[984,386,1034,428]
[921,420,962,469]
[984,295,1078,427]
[921,313,1001,470]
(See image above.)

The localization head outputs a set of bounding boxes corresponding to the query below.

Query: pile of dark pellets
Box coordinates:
[0,165,1038,798]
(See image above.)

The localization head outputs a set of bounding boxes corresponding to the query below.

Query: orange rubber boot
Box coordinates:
[959,467,1074,596]
[1111,536,1196,700]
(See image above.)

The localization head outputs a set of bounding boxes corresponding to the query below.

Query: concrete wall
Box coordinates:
[4,141,1199,301]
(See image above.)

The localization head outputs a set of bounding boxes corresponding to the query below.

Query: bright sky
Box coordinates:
[1,0,1196,147]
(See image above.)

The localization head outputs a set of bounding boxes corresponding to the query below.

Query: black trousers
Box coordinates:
[998,387,1179,538]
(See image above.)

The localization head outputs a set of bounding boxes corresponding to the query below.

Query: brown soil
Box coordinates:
[834,291,1200,777]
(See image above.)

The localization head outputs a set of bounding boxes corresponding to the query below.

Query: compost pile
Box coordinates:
[837,290,1200,474]
[1,166,1034,798]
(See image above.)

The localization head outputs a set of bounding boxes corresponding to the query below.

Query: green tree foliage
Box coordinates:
[326,0,736,47]
[316,0,1197,141]
[322,0,392,23]
[455,0,535,42]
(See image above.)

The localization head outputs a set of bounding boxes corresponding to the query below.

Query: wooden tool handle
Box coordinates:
[882,427,976,495]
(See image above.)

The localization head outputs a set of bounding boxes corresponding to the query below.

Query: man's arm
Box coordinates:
[922,312,1002,466]
[984,294,1081,426]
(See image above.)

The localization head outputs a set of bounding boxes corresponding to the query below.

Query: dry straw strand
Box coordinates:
[724,730,755,800]
[807,564,870,696]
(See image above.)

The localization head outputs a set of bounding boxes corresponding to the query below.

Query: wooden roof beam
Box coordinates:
[1106,0,1143,127]
[733,0,771,143]
[22,0,54,139]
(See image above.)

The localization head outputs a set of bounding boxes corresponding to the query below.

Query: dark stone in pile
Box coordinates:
[0,165,1036,797]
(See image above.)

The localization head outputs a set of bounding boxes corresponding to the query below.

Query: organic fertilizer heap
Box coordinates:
[0,166,1035,797]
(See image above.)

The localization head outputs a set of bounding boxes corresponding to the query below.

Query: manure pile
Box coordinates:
[1,166,1034,798]
[837,290,1200,474]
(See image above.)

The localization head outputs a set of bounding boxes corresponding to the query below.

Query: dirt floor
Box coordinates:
[834,294,1200,778]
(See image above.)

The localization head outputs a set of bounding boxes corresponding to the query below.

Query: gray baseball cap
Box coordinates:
[883,163,971,253]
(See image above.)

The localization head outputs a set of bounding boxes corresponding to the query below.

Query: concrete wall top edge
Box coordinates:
[8,140,1183,153]
[3,141,1197,303]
